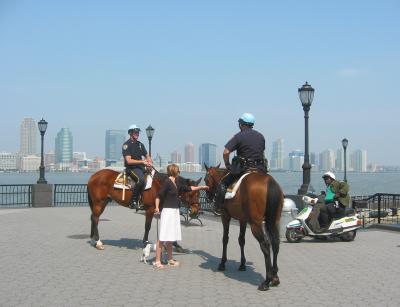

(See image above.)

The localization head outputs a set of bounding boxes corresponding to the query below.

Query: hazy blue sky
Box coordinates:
[1,0,399,165]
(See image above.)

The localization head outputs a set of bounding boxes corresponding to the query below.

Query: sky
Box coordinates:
[0,0,399,165]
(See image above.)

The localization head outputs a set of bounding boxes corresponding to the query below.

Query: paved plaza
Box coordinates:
[0,206,399,307]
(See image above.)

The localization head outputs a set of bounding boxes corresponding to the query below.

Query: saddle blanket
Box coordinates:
[113,169,155,190]
[225,172,253,199]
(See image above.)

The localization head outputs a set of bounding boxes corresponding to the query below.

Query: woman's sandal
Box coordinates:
[153,261,166,269]
[168,259,180,267]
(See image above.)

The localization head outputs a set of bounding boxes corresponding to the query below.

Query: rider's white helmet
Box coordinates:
[238,113,255,127]
[128,124,141,133]
[322,171,336,180]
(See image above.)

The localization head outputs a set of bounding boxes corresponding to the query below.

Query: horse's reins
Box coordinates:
[205,169,229,202]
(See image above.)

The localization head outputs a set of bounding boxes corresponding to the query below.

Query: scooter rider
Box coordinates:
[319,171,350,227]
[122,124,153,209]
[214,113,267,211]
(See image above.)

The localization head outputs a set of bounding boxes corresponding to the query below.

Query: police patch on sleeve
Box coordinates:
[123,144,128,150]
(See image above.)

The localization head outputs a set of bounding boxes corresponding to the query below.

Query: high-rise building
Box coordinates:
[184,143,195,163]
[105,130,125,166]
[336,148,344,171]
[171,150,181,163]
[270,138,284,170]
[55,128,73,170]
[351,149,367,172]
[319,149,335,171]
[310,152,318,171]
[288,150,304,171]
[20,118,37,156]
[199,143,217,169]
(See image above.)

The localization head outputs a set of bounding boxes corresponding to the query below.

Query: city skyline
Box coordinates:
[4,117,374,172]
[1,2,399,165]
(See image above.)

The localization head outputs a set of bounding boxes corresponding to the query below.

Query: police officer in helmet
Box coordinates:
[214,113,267,210]
[122,124,153,209]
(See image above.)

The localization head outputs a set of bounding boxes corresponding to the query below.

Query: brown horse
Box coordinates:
[204,164,284,291]
[87,168,201,250]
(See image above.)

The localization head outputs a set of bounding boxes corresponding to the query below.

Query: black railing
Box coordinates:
[2,183,397,227]
[0,184,32,208]
[352,193,400,226]
[53,184,88,207]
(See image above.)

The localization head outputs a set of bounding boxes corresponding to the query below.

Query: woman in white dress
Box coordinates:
[153,164,208,269]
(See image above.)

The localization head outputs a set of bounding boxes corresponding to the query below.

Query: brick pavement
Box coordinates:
[0,207,399,307]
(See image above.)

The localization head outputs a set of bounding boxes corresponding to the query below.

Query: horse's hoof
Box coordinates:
[218,263,225,271]
[238,264,246,271]
[258,281,270,291]
[96,243,105,250]
[95,240,104,250]
[271,276,280,287]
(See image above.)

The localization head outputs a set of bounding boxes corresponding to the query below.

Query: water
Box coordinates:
[0,170,399,196]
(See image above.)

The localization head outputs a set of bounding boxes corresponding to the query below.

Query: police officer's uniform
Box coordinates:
[215,128,266,209]
[122,139,148,206]
[225,128,266,174]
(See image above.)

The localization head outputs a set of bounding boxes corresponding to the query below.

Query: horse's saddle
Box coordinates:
[224,172,255,199]
[113,169,155,190]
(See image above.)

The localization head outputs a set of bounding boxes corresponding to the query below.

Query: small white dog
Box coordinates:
[140,242,156,264]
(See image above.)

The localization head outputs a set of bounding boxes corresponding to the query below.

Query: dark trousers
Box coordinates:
[319,202,345,228]
[126,167,145,200]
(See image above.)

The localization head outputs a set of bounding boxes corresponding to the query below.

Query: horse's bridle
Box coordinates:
[204,169,225,203]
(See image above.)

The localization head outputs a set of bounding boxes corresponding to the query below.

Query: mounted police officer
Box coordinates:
[122,124,153,209]
[214,113,267,210]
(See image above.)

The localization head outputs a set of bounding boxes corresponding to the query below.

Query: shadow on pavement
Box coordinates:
[98,238,143,250]
[68,234,90,239]
[191,249,263,287]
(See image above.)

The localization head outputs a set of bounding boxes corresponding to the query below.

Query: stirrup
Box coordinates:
[130,200,138,210]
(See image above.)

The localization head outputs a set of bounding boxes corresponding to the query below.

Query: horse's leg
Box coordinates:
[91,200,107,250]
[250,221,273,291]
[267,223,280,286]
[143,208,154,247]
[218,213,231,271]
[238,221,247,271]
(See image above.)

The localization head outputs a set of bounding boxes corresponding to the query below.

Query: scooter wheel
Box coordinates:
[340,230,357,242]
[285,229,302,243]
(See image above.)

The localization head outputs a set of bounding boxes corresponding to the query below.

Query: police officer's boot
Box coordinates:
[130,185,140,209]
[214,183,227,212]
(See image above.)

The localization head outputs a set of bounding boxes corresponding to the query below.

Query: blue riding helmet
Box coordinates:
[238,113,255,126]
[128,124,141,133]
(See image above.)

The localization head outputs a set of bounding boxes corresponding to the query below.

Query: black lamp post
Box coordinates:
[297,82,315,195]
[342,138,348,182]
[37,118,48,184]
[145,125,155,156]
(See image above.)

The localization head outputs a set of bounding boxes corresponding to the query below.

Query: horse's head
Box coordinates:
[204,163,226,202]
[177,176,202,216]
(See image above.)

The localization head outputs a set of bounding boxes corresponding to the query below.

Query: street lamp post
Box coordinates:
[342,138,348,182]
[297,82,315,195]
[37,118,48,184]
[145,125,155,156]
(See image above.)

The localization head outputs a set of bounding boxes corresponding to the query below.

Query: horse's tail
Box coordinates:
[264,176,284,226]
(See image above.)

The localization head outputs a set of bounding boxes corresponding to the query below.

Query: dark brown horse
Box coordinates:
[204,164,284,291]
[87,168,201,250]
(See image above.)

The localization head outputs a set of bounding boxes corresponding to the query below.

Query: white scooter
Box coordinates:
[285,196,362,243]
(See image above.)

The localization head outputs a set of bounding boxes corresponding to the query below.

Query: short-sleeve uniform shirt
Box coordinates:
[225,129,265,160]
[122,139,147,169]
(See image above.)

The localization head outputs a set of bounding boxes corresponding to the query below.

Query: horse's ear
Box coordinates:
[195,177,202,185]
[216,162,221,168]
[204,163,208,171]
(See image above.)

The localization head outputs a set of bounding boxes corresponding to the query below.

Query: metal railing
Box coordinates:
[2,183,397,227]
[352,193,400,226]
[53,184,88,207]
[0,184,32,208]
